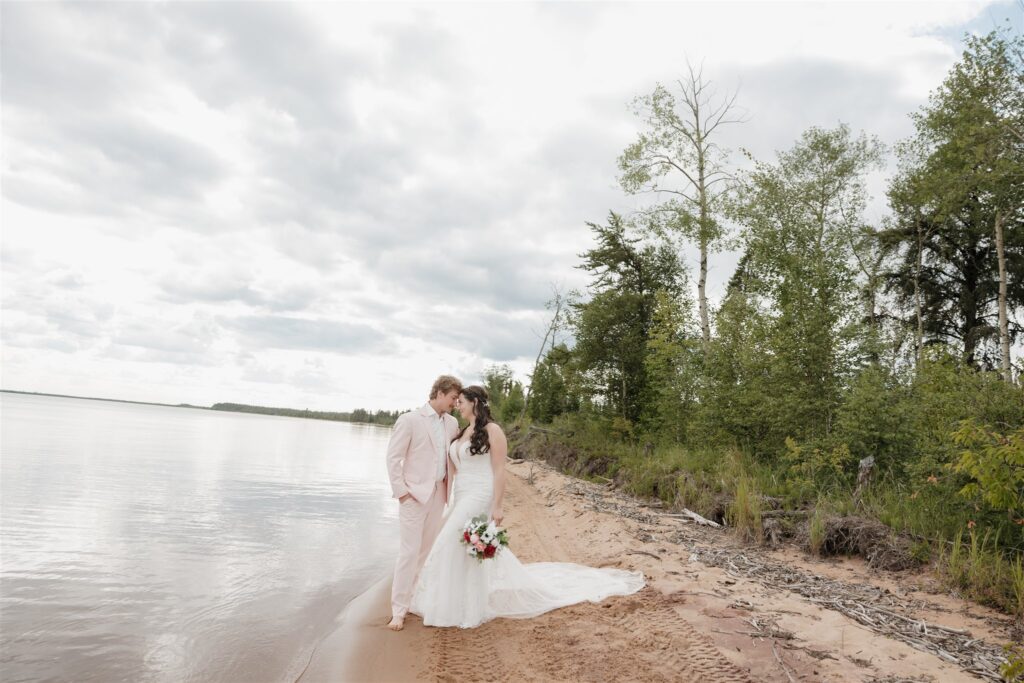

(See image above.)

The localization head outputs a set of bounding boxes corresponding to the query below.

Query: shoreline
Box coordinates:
[0,390,397,427]
[296,577,427,683]
[306,460,1012,682]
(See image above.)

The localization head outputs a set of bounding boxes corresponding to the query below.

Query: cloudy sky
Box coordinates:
[2,0,1019,411]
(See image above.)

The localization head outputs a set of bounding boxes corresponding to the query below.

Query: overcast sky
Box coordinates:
[2,0,1020,411]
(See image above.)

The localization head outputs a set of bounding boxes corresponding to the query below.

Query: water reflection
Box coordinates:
[1,394,398,683]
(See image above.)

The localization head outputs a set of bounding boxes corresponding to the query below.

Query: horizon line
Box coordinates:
[0,389,404,416]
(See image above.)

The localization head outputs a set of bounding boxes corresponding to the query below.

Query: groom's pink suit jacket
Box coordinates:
[386,405,460,505]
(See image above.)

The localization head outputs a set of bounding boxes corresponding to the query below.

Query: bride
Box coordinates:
[409,385,645,628]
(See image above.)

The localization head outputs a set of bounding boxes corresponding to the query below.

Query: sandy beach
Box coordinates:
[299,461,1015,683]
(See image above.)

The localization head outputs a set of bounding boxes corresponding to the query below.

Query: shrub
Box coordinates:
[781,437,855,500]
[950,420,1024,523]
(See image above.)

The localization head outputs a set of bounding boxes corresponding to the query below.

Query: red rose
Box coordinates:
[484,545,496,558]
[463,531,471,542]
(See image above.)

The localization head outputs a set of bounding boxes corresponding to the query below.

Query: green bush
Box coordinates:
[781,437,855,501]
[950,420,1024,522]
[834,363,915,474]
[902,350,1024,482]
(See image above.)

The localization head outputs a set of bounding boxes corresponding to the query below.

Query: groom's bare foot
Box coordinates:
[387,615,404,631]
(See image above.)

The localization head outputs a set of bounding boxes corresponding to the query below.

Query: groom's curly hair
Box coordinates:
[455,385,494,456]
[429,375,463,399]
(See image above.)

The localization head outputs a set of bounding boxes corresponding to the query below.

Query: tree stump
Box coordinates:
[854,456,875,504]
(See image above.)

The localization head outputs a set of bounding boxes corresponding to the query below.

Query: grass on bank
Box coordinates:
[509,416,1024,623]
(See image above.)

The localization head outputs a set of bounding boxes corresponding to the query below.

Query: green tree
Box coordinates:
[700,252,775,450]
[643,288,702,441]
[725,124,885,450]
[527,343,580,423]
[523,288,567,420]
[881,29,1024,371]
[571,212,685,424]
[481,364,525,424]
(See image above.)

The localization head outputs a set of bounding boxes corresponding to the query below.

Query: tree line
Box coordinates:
[210,402,402,426]
[507,28,1023,619]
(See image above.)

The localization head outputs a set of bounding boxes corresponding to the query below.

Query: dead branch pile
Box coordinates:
[810,515,918,572]
[689,545,1007,681]
[562,480,663,525]
[741,614,795,641]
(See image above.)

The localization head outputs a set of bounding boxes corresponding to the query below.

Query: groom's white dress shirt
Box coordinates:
[428,406,446,482]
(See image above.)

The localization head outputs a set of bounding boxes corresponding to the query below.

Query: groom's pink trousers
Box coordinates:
[392,479,447,618]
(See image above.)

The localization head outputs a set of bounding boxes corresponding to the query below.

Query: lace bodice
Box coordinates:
[448,438,490,470]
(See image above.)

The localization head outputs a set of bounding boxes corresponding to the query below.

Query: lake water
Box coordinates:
[0,392,399,683]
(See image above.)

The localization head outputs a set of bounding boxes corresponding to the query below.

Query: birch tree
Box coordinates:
[618,61,745,351]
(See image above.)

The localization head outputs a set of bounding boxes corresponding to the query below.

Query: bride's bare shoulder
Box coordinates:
[485,421,507,442]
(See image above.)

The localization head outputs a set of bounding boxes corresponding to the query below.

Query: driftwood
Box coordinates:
[628,549,663,561]
[663,508,722,528]
[771,642,797,683]
[743,614,795,640]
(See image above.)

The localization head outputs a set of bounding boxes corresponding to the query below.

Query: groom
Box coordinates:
[385,374,462,631]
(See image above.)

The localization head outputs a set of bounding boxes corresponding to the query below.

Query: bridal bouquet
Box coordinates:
[461,515,509,561]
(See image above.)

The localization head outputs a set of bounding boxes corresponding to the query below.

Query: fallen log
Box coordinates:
[663,508,722,528]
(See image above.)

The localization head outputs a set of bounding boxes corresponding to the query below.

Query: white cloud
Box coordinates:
[2,0,1016,410]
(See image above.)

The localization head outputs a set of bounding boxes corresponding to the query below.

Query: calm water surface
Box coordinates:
[0,393,399,683]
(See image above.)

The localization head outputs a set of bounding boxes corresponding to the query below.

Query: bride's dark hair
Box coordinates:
[454,385,493,455]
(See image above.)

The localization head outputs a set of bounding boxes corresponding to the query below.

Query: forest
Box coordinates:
[485,28,1024,624]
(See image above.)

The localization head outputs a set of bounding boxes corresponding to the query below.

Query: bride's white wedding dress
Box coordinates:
[409,439,645,628]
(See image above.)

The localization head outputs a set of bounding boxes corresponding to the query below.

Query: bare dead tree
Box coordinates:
[521,286,565,419]
[618,59,747,352]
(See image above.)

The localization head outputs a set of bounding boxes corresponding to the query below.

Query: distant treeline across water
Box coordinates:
[209,402,402,426]
[1,391,403,427]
